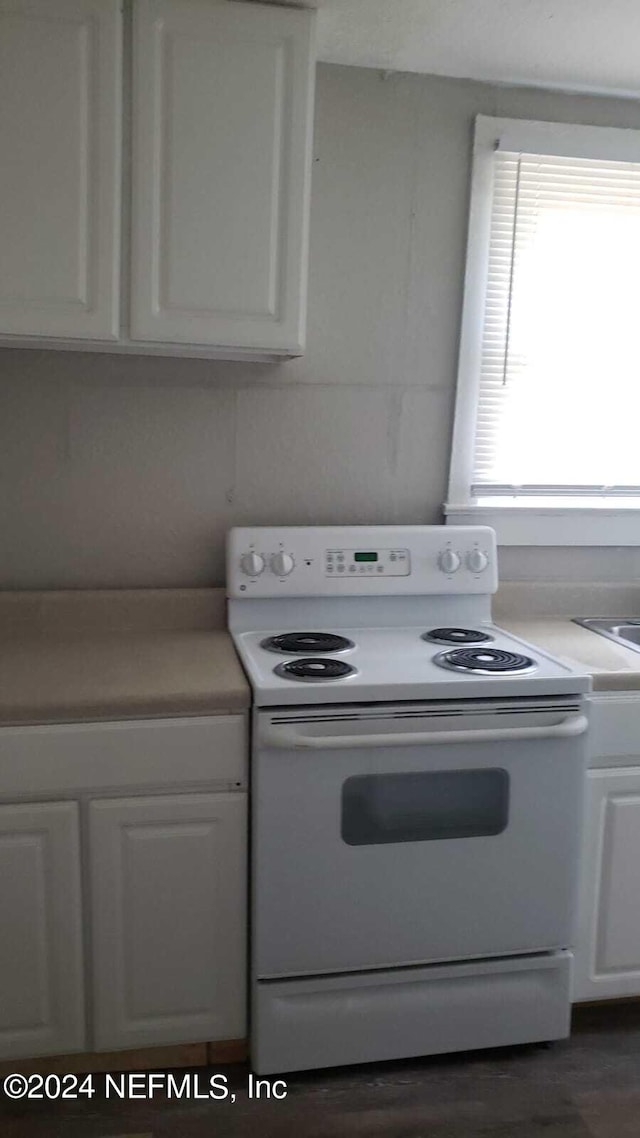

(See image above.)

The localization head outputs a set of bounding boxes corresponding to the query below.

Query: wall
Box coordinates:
[2,64,640,589]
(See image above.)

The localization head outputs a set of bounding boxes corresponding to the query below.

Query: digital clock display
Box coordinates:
[354,552,378,562]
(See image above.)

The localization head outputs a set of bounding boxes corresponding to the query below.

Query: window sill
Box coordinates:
[444,503,640,546]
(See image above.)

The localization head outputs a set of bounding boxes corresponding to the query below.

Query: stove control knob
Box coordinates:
[240,551,265,577]
[466,549,489,574]
[270,551,295,577]
[438,549,461,574]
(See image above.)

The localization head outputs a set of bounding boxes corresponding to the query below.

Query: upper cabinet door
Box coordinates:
[0,0,122,339]
[130,0,315,354]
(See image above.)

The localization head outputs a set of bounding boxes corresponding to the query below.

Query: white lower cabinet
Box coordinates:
[0,802,85,1060]
[575,766,640,1001]
[90,793,247,1050]
[0,714,248,1061]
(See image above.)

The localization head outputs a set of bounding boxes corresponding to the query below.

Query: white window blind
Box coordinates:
[474,149,640,500]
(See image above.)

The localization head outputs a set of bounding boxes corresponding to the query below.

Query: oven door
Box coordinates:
[253,699,588,978]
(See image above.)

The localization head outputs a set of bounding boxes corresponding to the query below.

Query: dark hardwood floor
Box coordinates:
[3,1004,640,1137]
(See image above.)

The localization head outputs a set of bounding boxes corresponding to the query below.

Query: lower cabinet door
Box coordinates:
[89,793,247,1050]
[574,767,640,1001]
[0,801,85,1059]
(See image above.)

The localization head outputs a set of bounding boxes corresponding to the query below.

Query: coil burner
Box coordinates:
[433,647,536,675]
[262,632,355,655]
[422,627,493,645]
[274,658,357,682]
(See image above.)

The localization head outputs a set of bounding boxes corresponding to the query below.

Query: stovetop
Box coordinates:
[232,623,589,706]
[226,525,591,706]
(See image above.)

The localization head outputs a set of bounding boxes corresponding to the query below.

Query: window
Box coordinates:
[446,116,640,545]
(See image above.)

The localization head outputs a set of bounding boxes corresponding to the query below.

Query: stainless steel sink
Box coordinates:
[573,618,640,651]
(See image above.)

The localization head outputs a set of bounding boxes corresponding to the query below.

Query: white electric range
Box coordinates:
[227,525,591,1075]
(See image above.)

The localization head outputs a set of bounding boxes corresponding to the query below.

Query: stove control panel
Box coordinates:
[325,548,410,577]
[227,526,498,597]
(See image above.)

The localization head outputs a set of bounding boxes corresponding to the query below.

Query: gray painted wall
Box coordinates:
[2,64,640,589]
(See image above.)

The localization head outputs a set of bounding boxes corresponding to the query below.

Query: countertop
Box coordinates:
[494,582,640,693]
[3,581,640,725]
[0,589,250,726]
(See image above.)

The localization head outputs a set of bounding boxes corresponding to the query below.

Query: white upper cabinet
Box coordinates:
[0,0,315,358]
[0,0,121,339]
[131,0,315,354]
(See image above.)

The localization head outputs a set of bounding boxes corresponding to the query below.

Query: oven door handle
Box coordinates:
[262,713,588,750]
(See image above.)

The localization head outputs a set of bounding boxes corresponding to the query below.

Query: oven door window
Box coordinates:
[341,769,509,846]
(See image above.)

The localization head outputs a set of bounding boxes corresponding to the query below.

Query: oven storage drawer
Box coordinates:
[253,951,573,1074]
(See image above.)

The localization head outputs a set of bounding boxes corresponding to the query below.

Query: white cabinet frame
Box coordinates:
[0,714,248,1061]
